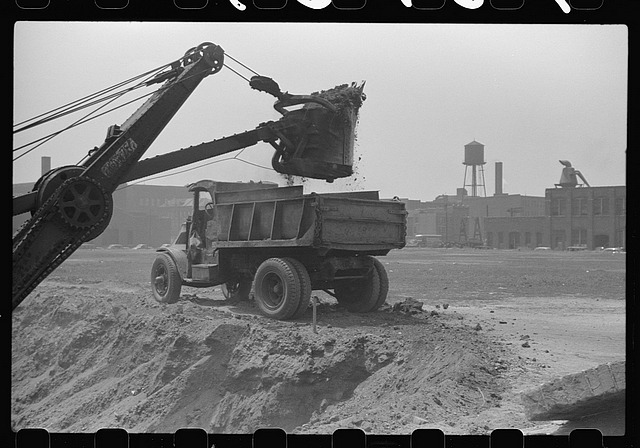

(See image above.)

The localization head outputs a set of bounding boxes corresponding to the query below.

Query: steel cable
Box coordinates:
[12,65,175,161]
[13,48,268,164]
[117,147,272,190]
[13,63,172,134]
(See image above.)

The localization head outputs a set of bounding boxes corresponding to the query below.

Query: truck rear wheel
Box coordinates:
[371,258,390,310]
[283,257,312,319]
[254,258,301,320]
[151,253,182,304]
[334,256,387,313]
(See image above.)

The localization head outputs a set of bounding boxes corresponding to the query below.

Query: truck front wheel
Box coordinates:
[253,258,301,320]
[151,253,182,304]
[334,257,388,313]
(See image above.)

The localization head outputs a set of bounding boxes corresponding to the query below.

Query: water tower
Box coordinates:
[462,140,486,197]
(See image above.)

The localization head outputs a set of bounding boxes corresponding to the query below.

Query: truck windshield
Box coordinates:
[197,191,213,210]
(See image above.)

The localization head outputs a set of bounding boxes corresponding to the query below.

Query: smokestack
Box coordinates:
[41,156,51,177]
[495,161,503,195]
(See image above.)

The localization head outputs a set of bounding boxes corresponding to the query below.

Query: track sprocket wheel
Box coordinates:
[57,177,112,232]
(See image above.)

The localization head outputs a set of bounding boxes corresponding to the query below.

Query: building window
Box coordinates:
[615,229,624,248]
[572,197,588,216]
[571,228,587,246]
[437,217,447,239]
[550,197,566,216]
[509,232,520,249]
[552,229,566,250]
[593,197,609,216]
[615,197,626,215]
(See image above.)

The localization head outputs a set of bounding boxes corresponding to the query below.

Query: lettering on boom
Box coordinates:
[101,138,138,178]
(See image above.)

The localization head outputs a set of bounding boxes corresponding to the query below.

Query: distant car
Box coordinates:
[534,246,551,251]
[132,244,153,250]
[405,238,419,247]
[107,244,126,250]
[603,247,624,253]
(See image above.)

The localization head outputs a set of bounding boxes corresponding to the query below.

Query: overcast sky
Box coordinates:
[13,22,627,200]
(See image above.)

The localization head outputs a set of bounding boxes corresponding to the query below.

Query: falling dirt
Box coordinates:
[11,248,625,435]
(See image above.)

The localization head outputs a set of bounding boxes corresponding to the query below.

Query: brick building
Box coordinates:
[546,185,626,250]
[484,217,549,249]
[482,185,626,250]
[401,188,546,246]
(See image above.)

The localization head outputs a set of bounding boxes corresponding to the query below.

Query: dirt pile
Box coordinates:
[11,278,517,434]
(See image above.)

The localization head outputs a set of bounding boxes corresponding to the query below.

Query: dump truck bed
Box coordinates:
[208,185,406,254]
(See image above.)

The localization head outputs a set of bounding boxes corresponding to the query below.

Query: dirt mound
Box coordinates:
[11,278,518,434]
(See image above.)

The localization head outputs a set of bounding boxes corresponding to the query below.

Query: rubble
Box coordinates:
[391,297,424,315]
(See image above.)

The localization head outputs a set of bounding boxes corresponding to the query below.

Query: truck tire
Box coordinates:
[254,258,301,320]
[371,258,389,311]
[283,257,312,319]
[334,256,386,313]
[221,279,252,301]
[151,253,182,304]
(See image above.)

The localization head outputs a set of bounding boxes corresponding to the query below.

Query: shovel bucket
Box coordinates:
[271,83,365,182]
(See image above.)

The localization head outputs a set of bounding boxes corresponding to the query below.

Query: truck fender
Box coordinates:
[156,247,188,281]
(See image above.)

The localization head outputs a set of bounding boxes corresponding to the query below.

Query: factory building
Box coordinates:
[483,161,625,250]
[545,184,626,250]
[402,196,469,246]
[14,154,625,251]
[482,185,626,250]
[483,217,549,249]
[101,184,187,247]
[402,142,625,251]
[402,189,547,247]
[402,142,547,246]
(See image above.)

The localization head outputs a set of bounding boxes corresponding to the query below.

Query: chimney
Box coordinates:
[41,156,51,176]
[494,161,503,195]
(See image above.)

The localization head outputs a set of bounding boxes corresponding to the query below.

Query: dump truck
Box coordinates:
[151,181,407,320]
